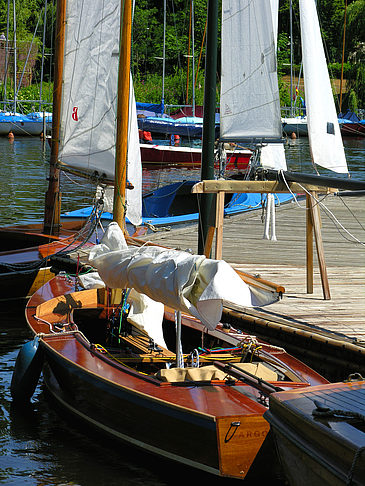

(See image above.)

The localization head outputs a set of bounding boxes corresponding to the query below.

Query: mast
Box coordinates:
[339,0,347,113]
[192,0,195,117]
[198,0,218,255]
[3,0,10,110]
[13,0,17,113]
[113,0,132,230]
[289,0,293,116]
[39,0,48,112]
[43,0,66,235]
[162,0,166,107]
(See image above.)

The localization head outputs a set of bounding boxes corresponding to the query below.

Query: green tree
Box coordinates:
[341,0,365,110]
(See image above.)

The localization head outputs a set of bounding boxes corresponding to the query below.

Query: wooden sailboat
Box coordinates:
[12,266,328,480]
[11,0,329,481]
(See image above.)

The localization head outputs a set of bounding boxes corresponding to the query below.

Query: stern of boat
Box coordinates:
[216,414,270,479]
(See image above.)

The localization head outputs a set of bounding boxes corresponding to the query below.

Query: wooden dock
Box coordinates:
[141,192,365,379]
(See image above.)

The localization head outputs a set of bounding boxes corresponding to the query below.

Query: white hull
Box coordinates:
[282,117,308,136]
[0,121,47,136]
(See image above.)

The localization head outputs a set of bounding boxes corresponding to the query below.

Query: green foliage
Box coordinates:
[134,68,205,107]
[1,0,363,111]
[346,0,365,49]
[0,82,53,113]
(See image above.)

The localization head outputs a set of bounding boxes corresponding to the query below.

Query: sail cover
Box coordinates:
[220,0,282,142]
[88,223,279,330]
[58,0,142,224]
[299,0,348,173]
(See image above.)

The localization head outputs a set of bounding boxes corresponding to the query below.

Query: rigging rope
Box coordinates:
[1,197,104,274]
[278,170,365,246]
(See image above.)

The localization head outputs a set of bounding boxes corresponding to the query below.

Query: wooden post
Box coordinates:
[215,191,225,260]
[308,191,331,300]
[43,0,66,236]
[192,180,333,299]
[203,226,215,258]
[306,194,314,293]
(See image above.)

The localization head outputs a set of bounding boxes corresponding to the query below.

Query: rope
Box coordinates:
[189,349,200,368]
[263,193,277,241]
[347,447,365,486]
[145,222,171,232]
[312,402,365,422]
[278,170,365,246]
[311,397,365,485]
[1,197,104,274]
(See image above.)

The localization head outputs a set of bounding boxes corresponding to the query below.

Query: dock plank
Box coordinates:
[141,193,365,342]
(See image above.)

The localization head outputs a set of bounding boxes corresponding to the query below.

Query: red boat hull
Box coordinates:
[140,143,252,170]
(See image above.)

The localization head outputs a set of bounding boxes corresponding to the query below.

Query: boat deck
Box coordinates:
[140,193,365,367]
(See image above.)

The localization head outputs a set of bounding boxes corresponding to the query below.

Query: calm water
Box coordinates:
[0,135,364,485]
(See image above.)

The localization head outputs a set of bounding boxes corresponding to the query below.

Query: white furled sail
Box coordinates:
[299,0,348,173]
[58,0,142,225]
[88,223,280,331]
[126,75,142,226]
[220,0,282,142]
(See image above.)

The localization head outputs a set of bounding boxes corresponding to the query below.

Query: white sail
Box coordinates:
[261,0,287,171]
[126,76,142,226]
[88,223,280,331]
[220,0,282,142]
[299,0,348,173]
[59,0,119,180]
[58,0,142,225]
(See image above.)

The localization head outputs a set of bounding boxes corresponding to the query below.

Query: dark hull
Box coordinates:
[42,350,221,475]
[265,381,365,486]
[0,221,88,301]
[340,122,365,137]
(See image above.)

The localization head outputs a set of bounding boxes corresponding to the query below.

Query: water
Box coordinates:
[0,135,364,485]
[0,136,364,225]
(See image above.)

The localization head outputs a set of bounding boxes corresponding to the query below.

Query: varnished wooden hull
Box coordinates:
[25,276,328,480]
[42,351,222,475]
[265,381,365,486]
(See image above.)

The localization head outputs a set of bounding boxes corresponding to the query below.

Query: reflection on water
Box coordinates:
[0,135,364,484]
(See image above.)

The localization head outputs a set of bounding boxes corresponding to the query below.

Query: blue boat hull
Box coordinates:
[62,181,294,228]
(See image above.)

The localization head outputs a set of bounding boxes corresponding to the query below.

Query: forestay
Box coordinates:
[87,223,280,331]
[220,0,282,142]
[58,0,142,225]
[299,0,348,174]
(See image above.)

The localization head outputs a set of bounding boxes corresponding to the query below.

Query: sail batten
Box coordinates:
[299,0,348,174]
[220,0,282,142]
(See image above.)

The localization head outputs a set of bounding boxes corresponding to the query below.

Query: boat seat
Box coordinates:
[233,362,279,381]
[156,365,227,382]
[155,362,278,383]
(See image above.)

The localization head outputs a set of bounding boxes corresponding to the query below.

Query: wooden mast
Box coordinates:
[43,0,66,236]
[113,0,132,232]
